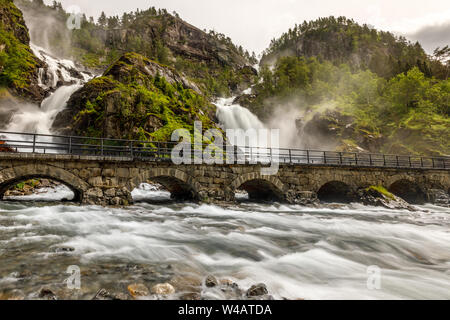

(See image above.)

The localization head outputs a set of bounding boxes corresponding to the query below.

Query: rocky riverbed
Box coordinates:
[0,186,449,300]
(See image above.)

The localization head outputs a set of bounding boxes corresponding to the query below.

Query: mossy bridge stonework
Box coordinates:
[0,153,448,206]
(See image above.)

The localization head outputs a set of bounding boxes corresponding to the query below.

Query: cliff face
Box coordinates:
[260,17,434,79]
[102,15,248,70]
[52,52,218,141]
[0,0,44,102]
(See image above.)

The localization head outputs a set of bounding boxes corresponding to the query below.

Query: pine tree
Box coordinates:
[98,11,107,28]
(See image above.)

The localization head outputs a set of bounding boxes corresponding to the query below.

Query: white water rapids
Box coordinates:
[0,48,449,300]
[0,196,449,300]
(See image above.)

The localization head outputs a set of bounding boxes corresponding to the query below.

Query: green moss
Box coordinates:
[366,186,395,200]
[14,179,40,191]
[72,54,218,143]
[0,3,37,90]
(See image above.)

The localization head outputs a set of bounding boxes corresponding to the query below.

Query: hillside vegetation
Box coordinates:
[261,16,448,79]
[0,0,43,101]
[52,52,219,142]
[242,17,449,156]
[15,0,257,97]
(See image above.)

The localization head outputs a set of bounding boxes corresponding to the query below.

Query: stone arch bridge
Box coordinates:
[0,153,448,206]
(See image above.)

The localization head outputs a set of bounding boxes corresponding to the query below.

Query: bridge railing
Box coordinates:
[0,131,448,169]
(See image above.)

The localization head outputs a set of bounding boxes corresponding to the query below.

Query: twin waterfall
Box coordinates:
[3,45,268,145]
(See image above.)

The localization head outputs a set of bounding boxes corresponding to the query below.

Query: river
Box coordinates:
[0,185,449,300]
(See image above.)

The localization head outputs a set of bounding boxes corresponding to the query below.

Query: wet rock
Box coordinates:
[0,290,25,300]
[246,283,268,297]
[358,186,416,211]
[219,279,243,298]
[151,283,176,296]
[39,288,57,300]
[427,189,450,207]
[205,275,218,288]
[127,284,150,298]
[170,276,202,293]
[179,292,202,300]
[93,289,129,300]
[92,289,113,300]
[288,191,319,205]
[53,246,75,253]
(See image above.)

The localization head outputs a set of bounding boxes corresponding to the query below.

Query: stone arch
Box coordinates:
[388,179,426,204]
[0,164,90,202]
[317,180,355,203]
[133,168,202,201]
[231,172,287,202]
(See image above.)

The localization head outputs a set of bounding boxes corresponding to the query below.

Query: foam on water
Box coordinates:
[0,192,449,299]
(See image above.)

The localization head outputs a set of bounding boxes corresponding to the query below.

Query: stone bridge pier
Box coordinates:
[0,154,448,206]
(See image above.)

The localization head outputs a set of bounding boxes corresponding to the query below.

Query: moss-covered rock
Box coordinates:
[52,52,219,142]
[0,0,44,102]
[357,185,415,210]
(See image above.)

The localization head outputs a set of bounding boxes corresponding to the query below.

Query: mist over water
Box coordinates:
[215,96,265,132]
[5,84,81,134]
[215,94,311,149]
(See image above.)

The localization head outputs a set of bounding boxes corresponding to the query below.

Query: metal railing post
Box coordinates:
[101,138,104,156]
[289,149,292,164]
[369,154,373,166]
[396,156,399,167]
[130,141,134,158]
[339,152,343,165]
[306,150,310,164]
[323,151,327,164]
[32,134,36,153]
[68,136,72,154]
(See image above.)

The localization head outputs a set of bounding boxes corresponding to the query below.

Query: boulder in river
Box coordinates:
[205,275,218,288]
[358,186,416,211]
[127,283,150,298]
[246,283,269,297]
[39,288,57,300]
[151,283,176,296]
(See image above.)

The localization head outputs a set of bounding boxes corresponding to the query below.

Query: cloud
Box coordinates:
[406,22,450,53]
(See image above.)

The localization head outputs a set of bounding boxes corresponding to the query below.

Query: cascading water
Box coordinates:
[214,93,268,150]
[31,44,91,90]
[5,84,82,134]
[215,95,265,132]
[3,45,91,135]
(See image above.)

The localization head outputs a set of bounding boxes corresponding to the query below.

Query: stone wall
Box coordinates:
[0,154,448,206]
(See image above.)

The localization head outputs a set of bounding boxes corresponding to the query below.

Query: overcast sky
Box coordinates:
[46,0,450,54]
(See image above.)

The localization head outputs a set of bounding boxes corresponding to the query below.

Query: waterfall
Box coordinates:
[2,45,91,135]
[31,44,91,90]
[215,96,265,131]
[214,94,270,148]
[5,84,82,134]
